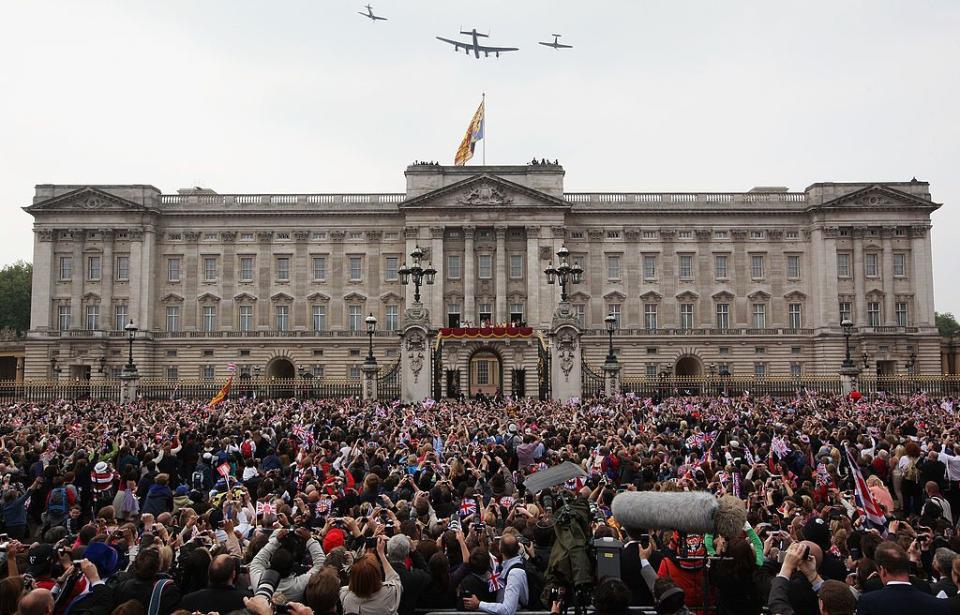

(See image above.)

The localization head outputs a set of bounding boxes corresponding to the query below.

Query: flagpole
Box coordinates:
[482,92,486,166]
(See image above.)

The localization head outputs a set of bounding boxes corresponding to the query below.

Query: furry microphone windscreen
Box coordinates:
[714,495,748,540]
[611,491,717,534]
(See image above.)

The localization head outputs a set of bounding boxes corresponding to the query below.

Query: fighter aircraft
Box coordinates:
[358,4,387,21]
[436,29,519,59]
[538,34,573,50]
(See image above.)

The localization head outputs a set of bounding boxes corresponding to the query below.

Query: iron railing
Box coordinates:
[376,361,402,401]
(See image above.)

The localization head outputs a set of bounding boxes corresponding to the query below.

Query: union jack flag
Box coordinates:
[256,501,275,517]
[315,498,333,515]
[459,498,477,517]
[498,496,516,509]
[845,448,886,526]
[488,554,503,592]
[686,433,706,449]
[815,463,833,488]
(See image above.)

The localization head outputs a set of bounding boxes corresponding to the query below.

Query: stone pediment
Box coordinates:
[379,291,403,303]
[812,184,941,213]
[306,292,331,302]
[399,174,570,210]
[24,186,156,214]
[748,290,772,301]
[270,292,294,302]
[197,292,221,302]
[234,292,258,302]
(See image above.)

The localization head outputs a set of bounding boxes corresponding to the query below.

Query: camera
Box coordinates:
[254,569,290,612]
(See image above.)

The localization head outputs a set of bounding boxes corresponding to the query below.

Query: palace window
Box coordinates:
[478,303,492,325]
[607,255,621,280]
[642,231,656,239]
[85,304,99,330]
[896,302,909,327]
[385,305,399,331]
[750,255,765,279]
[509,303,524,325]
[202,306,217,332]
[203,257,217,282]
[752,303,766,329]
[447,255,462,280]
[240,256,255,282]
[865,253,879,277]
[678,254,693,280]
[837,253,851,278]
[385,256,399,281]
[867,302,881,327]
[839,302,852,323]
[59,256,72,281]
[312,305,327,331]
[114,304,127,331]
[168,257,181,282]
[754,362,767,377]
[276,257,290,281]
[714,254,728,279]
[478,255,492,279]
[312,256,326,281]
[166,305,180,332]
[679,303,694,329]
[348,305,362,331]
[643,304,658,330]
[893,253,907,277]
[275,305,289,331]
[716,303,730,330]
[87,256,101,281]
[574,304,585,327]
[238,305,253,332]
[510,255,524,279]
[787,255,801,279]
[643,255,657,280]
[57,305,71,331]
[788,303,802,329]
[790,362,803,377]
[447,303,461,328]
[607,304,622,328]
[116,256,129,281]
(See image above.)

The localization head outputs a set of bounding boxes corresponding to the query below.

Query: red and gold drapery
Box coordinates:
[438,326,534,339]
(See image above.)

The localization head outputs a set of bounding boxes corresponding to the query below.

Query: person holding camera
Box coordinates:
[462,533,527,615]
[249,527,326,604]
[180,554,252,613]
[340,535,402,615]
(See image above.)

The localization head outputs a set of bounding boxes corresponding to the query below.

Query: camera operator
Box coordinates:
[180,554,252,613]
[249,527,325,603]
[462,533,527,615]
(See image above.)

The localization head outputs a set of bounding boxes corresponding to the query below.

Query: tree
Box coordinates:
[936,312,960,337]
[0,261,31,334]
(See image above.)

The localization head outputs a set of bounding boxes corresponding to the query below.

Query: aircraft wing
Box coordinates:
[555,43,572,48]
[436,36,474,50]
[476,44,519,53]
[372,15,387,21]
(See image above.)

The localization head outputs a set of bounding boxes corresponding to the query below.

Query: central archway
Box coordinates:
[267,357,295,380]
[675,355,703,377]
[468,348,502,398]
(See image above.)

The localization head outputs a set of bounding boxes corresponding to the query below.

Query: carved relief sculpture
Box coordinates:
[556,330,577,382]
[406,330,426,383]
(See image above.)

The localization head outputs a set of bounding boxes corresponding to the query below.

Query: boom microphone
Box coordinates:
[611,492,746,539]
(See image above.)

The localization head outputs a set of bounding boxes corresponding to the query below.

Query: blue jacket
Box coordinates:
[142,484,173,516]
[1,491,32,528]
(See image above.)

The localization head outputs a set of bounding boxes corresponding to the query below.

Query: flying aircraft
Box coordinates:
[358,4,387,21]
[538,34,573,50]
[436,29,519,59]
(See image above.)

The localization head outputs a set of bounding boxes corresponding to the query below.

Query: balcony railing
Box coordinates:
[564,192,808,205]
[159,193,406,206]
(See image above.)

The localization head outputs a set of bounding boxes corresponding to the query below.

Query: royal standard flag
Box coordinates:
[454,100,484,166]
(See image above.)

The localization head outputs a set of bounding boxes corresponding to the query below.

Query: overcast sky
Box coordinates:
[1,1,958,311]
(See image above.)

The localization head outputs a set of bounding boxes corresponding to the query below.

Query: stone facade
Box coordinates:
[22,164,942,394]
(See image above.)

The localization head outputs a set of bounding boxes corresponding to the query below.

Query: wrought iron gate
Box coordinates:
[377,360,401,400]
[582,359,604,399]
[433,341,443,400]
[537,337,551,401]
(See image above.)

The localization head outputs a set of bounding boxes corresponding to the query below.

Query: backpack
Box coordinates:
[241,440,254,459]
[148,579,173,615]
[191,470,204,491]
[47,487,68,516]
[903,459,920,483]
[503,562,546,610]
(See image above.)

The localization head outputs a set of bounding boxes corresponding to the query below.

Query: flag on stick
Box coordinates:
[454,98,485,166]
[845,448,886,526]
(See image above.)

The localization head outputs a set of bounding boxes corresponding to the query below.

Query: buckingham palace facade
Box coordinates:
[22,162,941,393]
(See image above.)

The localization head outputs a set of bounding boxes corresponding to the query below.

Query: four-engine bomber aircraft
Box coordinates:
[436,28,519,59]
[538,34,573,50]
[358,4,387,21]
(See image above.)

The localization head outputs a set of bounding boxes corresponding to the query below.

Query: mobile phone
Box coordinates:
[639,533,650,549]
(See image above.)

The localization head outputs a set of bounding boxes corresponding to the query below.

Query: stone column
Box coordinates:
[128,232,143,330]
[119,368,140,404]
[71,230,83,328]
[430,226,445,328]
[221,232,237,330]
[184,232,200,330]
[139,226,156,331]
[463,226,476,323]
[293,232,309,329]
[881,228,896,325]
[549,303,582,401]
[495,226,507,324]
[911,225,934,326]
[330,231,345,329]
[400,303,434,402]
[839,366,861,395]
[31,229,55,331]
[525,226,541,328]
[852,228,866,326]
[101,231,114,330]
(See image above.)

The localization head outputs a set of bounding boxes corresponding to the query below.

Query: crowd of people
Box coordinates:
[0,390,958,615]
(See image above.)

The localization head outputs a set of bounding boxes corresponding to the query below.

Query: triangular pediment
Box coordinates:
[568,291,590,303]
[712,290,734,301]
[160,293,184,303]
[399,174,570,210]
[197,292,221,302]
[812,184,940,213]
[24,187,157,214]
[234,292,258,302]
[379,291,403,303]
[748,290,772,301]
[306,292,331,302]
[675,290,700,301]
[343,291,367,302]
[638,290,662,302]
[270,292,294,302]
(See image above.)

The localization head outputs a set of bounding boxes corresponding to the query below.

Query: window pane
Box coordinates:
[478,255,492,279]
[608,304,621,328]
[275,305,289,330]
[59,257,72,280]
[239,306,253,331]
[115,304,127,331]
[385,305,398,331]
[241,257,255,281]
[678,255,692,279]
[715,255,727,279]
[85,305,99,330]
[644,304,657,329]
[447,255,462,279]
[716,304,729,329]
[680,304,693,329]
[168,258,181,282]
[788,303,802,329]
[893,253,906,277]
[116,256,129,281]
[87,256,101,280]
[385,257,398,281]
[752,304,766,328]
[865,253,878,276]
[58,305,71,331]
[607,255,621,280]
[643,255,656,279]
[837,253,850,277]
[276,257,290,280]
[166,306,180,331]
[203,257,217,281]
[510,255,523,279]
[751,255,764,278]
[349,305,362,331]
[349,257,362,281]
[312,305,326,331]
[787,255,800,278]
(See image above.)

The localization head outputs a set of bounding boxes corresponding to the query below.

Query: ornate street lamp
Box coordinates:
[398,246,436,304]
[365,313,378,363]
[861,352,870,370]
[544,246,583,303]
[604,313,618,364]
[124,320,139,373]
[840,319,854,369]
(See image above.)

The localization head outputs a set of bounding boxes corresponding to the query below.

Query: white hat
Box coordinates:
[94,461,108,474]
[508,423,518,433]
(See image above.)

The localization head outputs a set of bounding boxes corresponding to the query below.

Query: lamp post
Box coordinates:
[841,319,854,369]
[362,313,379,401]
[124,320,139,373]
[398,246,436,305]
[365,313,378,363]
[544,246,583,303]
[604,314,617,364]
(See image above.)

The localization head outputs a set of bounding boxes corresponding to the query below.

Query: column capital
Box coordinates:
[910,225,930,238]
[36,228,55,242]
[463,225,475,239]
[184,231,202,242]
[552,226,567,240]
[403,227,419,240]
[221,231,237,243]
[429,226,446,239]
[366,230,383,241]
[494,225,508,238]
[524,225,542,238]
